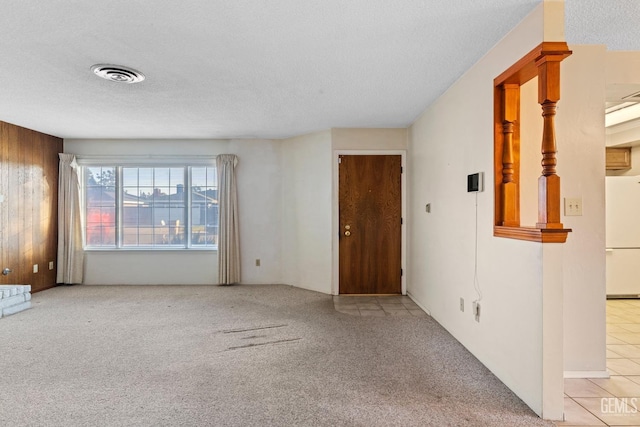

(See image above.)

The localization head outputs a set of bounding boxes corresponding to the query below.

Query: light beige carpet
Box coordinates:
[0,285,552,427]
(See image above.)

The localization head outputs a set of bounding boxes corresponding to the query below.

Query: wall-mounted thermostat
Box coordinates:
[467,172,484,192]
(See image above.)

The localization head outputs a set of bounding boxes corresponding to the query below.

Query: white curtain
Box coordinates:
[217,154,240,285]
[57,154,84,284]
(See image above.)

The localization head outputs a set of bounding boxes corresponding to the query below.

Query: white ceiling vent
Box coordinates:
[91,64,145,84]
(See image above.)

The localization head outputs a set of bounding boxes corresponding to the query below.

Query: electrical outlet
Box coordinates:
[473,302,481,322]
[459,297,464,312]
[49,261,54,270]
[33,264,38,273]
[564,197,583,216]
[255,259,261,267]
[426,203,431,213]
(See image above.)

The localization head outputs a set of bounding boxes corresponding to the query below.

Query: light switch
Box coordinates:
[564,197,583,216]
[0,194,4,203]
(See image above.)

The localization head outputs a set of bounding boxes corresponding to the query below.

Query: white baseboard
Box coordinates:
[407,292,431,316]
[564,370,610,379]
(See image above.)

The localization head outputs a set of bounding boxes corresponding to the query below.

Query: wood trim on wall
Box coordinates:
[0,121,62,292]
[493,42,573,243]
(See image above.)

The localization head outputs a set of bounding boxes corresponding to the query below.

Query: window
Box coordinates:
[85,166,117,246]
[83,164,218,249]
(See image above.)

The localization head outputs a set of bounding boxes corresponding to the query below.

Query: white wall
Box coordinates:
[407,3,610,416]
[331,128,407,150]
[65,131,404,292]
[408,4,556,417]
[281,131,333,293]
[80,250,217,285]
[556,45,607,377]
[228,139,283,284]
[64,138,283,285]
[606,51,640,85]
[280,127,409,295]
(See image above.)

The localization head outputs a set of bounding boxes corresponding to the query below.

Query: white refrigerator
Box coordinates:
[606,175,640,296]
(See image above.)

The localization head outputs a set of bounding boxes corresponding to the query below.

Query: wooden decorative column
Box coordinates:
[493,42,572,243]
[536,54,563,229]
[500,84,520,227]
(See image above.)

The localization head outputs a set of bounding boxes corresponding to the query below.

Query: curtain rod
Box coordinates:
[72,154,218,166]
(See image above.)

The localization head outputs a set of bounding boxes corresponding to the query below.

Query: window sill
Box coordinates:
[494,226,571,243]
[84,247,218,252]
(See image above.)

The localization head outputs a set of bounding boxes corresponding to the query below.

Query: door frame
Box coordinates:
[332,150,407,295]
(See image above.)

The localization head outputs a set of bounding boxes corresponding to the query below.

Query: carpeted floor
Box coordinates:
[0,285,552,427]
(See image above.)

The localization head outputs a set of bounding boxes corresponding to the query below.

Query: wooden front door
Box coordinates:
[338,155,402,294]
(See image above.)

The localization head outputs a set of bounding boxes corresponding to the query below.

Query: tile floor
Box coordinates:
[333,295,428,317]
[555,299,640,427]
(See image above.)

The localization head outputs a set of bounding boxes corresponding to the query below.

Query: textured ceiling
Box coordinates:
[0,0,638,140]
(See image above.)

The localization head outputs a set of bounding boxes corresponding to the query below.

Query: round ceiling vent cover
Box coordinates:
[91,64,145,84]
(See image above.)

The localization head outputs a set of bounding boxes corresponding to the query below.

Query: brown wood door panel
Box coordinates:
[339,155,401,294]
[0,121,61,291]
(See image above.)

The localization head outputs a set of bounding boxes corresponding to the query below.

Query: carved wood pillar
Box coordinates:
[536,56,564,229]
[500,84,519,227]
[493,42,572,243]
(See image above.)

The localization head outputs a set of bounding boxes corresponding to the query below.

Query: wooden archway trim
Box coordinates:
[493,42,572,243]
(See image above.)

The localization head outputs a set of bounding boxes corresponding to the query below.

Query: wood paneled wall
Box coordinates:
[0,121,62,292]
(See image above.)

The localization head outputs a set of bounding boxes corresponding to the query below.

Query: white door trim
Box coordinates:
[332,150,407,295]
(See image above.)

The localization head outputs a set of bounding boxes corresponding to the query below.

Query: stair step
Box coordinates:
[0,285,32,318]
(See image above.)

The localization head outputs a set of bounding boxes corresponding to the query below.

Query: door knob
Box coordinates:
[344,230,351,236]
